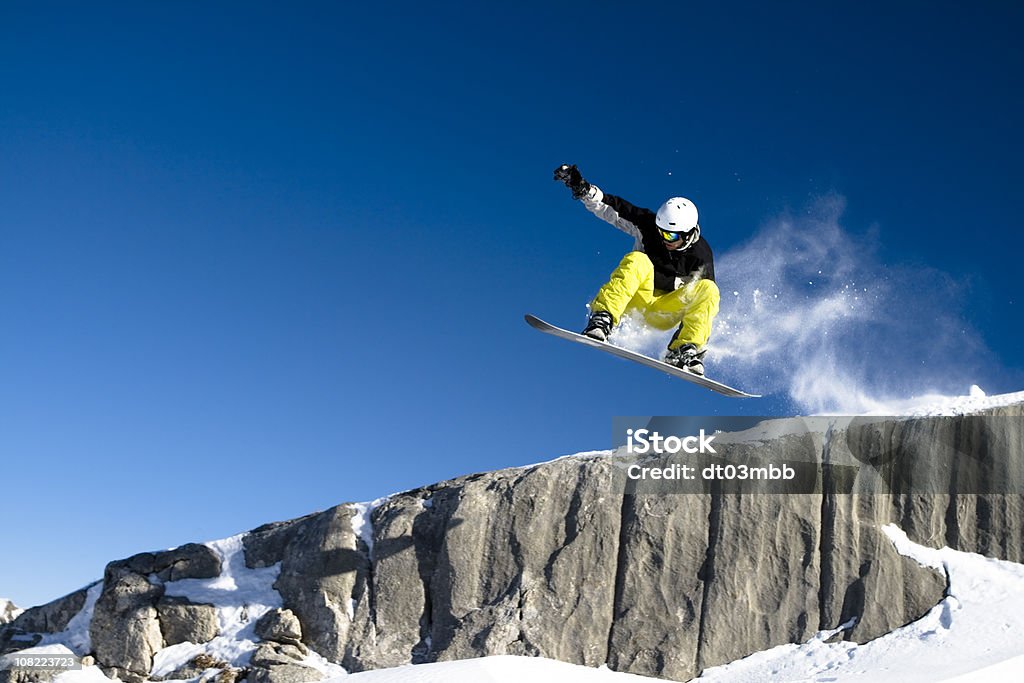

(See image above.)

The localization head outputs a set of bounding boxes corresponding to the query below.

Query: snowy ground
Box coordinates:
[4,520,1016,683]
[859,386,1024,417]
[341,656,657,682]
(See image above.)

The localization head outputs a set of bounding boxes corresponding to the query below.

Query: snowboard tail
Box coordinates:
[525,314,759,398]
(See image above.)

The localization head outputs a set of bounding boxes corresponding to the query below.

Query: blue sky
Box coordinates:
[2,2,1022,606]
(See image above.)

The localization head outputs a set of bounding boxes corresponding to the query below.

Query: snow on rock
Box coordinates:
[518,390,1024,475]
[36,582,103,655]
[43,655,661,683]
[151,534,283,676]
[340,654,660,682]
[349,496,389,557]
[0,598,23,624]
[298,650,349,679]
[692,525,1024,682]
[54,663,112,683]
[14,411,1024,683]
[5,645,113,683]
[858,387,1024,417]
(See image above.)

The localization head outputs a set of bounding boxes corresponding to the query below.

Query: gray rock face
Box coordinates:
[243,514,317,569]
[255,609,303,647]
[265,505,368,668]
[427,459,623,667]
[5,588,88,635]
[156,596,218,646]
[153,653,239,683]
[112,544,221,582]
[235,462,949,681]
[247,663,323,683]
[89,565,164,682]
[247,643,323,683]
[84,543,222,681]
[0,631,41,657]
[0,601,20,627]
[0,667,58,683]
[7,405,1021,682]
[1,587,97,662]
[238,406,1015,681]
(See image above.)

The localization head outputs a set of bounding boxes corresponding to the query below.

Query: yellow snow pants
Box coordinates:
[591,251,720,349]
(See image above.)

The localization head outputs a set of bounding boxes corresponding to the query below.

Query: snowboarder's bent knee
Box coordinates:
[555,164,718,376]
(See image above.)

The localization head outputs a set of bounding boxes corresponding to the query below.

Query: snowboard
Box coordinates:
[525,314,759,398]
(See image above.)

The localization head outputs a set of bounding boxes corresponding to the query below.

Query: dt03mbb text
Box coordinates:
[627,462,797,481]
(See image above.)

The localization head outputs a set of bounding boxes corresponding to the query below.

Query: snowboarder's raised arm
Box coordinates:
[553,163,650,248]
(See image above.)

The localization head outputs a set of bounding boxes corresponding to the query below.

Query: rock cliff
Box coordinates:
[3,405,1022,682]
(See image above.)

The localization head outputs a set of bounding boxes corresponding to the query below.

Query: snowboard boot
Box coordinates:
[581,310,614,342]
[664,343,707,376]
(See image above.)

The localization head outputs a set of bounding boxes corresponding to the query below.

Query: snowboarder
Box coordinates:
[554,164,720,376]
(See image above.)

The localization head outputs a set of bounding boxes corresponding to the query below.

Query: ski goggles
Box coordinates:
[659,229,683,242]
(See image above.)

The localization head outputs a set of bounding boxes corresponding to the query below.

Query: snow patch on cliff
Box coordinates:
[152,534,283,675]
[860,387,1024,417]
[33,582,103,655]
[0,598,23,625]
[350,497,390,557]
[693,525,1024,682]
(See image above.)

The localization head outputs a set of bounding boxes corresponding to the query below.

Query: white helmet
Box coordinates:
[655,197,700,249]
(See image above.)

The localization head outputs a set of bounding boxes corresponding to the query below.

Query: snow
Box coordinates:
[513,388,1024,475]
[42,654,662,683]
[1,643,79,665]
[148,532,346,679]
[692,525,1024,682]
[605,310,676,362]
[152,534,284,675]
[298,650,349,679]
[517,449,615,471]
[0,597,23,624]
[591,199,1011,414]
[858,387,1024,417]
[350,497,390,557]
[35,581,103,655]
[54,664,112,683]
[338,655,659,681]
[601,287,1020,418]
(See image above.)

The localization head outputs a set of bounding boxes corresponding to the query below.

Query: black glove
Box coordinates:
[553,164,592,200]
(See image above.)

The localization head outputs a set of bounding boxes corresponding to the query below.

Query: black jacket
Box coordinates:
[582,186,715,292]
